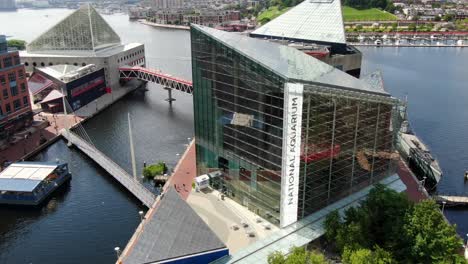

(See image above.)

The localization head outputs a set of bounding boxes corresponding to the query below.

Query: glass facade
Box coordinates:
[27,4,121,53]
[192,25,285,224]
[192,25,400,227]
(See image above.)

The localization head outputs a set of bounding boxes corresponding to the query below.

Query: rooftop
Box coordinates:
[122,187,227,264]
[0,162,60,192]
[20,43,142,58]
[192,25,387,96]
[251,0,346,45]
[26,4,121,54]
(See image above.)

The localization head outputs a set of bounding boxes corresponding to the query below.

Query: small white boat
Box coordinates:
[374,39,382,46]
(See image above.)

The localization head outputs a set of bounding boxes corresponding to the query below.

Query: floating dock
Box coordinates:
[434,195,468,206]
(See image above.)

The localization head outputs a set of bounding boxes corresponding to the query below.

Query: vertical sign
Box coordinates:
[280,83,303,228]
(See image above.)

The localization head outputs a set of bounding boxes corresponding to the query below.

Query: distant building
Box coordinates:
[20,4,145,92]
[0,35,33,140]
[250,0,362,77]
[151,0,183,9]
[150,9,241,27]
[0,0,16,10]
[31,64,108,111]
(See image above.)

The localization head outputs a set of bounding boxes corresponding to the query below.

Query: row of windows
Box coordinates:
[1,96,29,115]
[2,83,27,99]
[0,70,24,86]
[0,55,20,69]
[117,49,144,63]
[24,62,88,67]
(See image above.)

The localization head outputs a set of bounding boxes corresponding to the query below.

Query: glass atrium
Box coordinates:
[191,25,401,226]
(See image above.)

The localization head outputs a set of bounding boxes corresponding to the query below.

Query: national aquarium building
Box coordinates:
[191,24,401,228]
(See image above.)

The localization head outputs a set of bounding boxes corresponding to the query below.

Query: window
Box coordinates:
[32,62,37,67]
[23,96,29,106]
[0,75,5,85]
[82,63,86,66]
[20,83,26,92]
[18,70,24,79]
[13,99,21,110]
[13,55,20,65]
[40,62,45,67]
[10,85,18,96]
[5,103,11,114]
[8,72,15,82]
[3,57,12,68]
[25,62,29,66]
[3,89,8,99]
[49,62,53,66]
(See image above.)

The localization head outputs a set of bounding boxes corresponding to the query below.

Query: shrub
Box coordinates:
[142,162,166,178]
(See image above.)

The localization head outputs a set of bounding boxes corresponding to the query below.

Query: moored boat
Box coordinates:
[0,161,71,206]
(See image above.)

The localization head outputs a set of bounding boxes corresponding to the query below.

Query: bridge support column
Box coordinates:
[164,87,176,104]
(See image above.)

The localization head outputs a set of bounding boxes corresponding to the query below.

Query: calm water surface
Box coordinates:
[0,9,467,263]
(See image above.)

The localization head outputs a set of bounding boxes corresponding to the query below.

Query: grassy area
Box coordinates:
[257,6,290,25]
[342,6,397,21]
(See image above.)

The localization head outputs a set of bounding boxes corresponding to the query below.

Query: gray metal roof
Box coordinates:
[124,187,227,264]
[192,25,388,96]
[252,0,346,44]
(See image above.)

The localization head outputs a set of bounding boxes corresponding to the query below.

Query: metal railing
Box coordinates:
[63,131,156,207]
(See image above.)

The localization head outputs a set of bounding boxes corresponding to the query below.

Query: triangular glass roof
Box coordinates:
[252,0,346,44]
[192,25,388,96]
[27,4,121,53]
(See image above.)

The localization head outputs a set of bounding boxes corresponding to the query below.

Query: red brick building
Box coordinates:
[0,35,33,140]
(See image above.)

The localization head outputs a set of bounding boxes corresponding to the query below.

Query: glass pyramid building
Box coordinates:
[27,4,121,53]
[251,0,346,45]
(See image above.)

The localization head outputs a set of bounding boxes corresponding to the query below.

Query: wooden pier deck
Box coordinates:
[434,195,468,206]
[61,131,157,208]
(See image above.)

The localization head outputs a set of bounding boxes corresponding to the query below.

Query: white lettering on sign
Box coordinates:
[280,83,303,228]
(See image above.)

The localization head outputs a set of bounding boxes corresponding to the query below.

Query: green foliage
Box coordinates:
[342,7,397,21]
[324,185,465,263]
[257,6,290,25]
[342,246,395,264]
[267,247,329,264]
[7,39,26,50]
[343,0,391,11]
[142,162,166,178]
[403,200,465,263]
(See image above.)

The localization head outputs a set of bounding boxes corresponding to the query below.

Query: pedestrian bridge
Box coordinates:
[61,130,157,208]
[119,66,193,95]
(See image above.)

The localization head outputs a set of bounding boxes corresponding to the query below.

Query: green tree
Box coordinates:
[342,246,395,264]
[267,247,329,264]
[403,200,465,263]
[7,39,26,50]
[142,162,166,178]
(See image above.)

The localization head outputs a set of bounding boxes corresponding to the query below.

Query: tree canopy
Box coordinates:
[7,39,26,50]
[268,247,329,264]
[324,184,466,263]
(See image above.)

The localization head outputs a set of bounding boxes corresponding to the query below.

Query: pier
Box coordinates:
[434,195,468,206]
[61,130,157,208]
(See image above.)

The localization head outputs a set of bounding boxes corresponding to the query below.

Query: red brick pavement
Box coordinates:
[164,140,196,200]
[0,114,83,166]
[397,159,428,202]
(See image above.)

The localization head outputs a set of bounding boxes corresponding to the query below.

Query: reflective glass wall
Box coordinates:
[191,26,286,225]
[297,85,399,218]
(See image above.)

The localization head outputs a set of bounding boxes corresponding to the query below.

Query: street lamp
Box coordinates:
[114,247,121,259]
[139,210,145,221]
[442,201,446,214]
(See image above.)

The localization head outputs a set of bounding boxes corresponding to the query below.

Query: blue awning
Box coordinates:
[0,178,42,192]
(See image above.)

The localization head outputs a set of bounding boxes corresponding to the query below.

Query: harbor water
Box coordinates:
[0,9,467,263]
